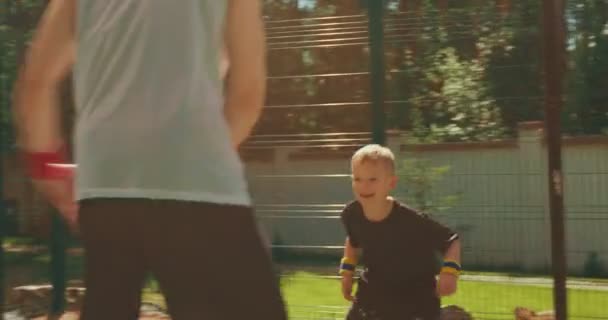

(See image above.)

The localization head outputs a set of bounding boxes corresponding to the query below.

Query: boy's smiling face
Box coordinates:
[351,159,397,204]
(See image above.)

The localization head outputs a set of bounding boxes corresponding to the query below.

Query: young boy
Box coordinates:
[339,144,461,320]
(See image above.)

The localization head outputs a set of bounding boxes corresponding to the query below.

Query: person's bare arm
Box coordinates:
[223,0,266,148]
[437,238,461,296]
[14,0,76,152]
[343,237,358,263]
[13,0,77,226]
[443,238,461,264]
[340,237,358,301]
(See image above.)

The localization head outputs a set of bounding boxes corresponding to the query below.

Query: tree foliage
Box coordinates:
[259,0,607,140]
[1,0,607,146]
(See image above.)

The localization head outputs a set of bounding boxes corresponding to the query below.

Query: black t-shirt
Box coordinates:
[341,199,457,296]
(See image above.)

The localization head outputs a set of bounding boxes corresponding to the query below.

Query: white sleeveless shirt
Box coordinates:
[73,0,251,206]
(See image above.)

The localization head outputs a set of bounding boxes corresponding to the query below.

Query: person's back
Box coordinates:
[14,0,286,319]
[74,0,249,204]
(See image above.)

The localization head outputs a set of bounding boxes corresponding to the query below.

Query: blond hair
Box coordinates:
[351,144,395,174]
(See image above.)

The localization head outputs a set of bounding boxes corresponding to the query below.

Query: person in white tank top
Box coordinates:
[14,1,287,319]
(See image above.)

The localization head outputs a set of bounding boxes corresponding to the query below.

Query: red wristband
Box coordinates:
[22,146,74,180]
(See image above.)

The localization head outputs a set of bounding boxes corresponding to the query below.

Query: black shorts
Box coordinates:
[346,303,439,320]
[78,198,287,320]
[346,278,440,320]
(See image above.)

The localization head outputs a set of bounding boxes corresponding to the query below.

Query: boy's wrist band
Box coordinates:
[339,257,357,275]
[441,260,462,276]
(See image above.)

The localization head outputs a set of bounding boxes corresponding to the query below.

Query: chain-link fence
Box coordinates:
[1,0,607,319]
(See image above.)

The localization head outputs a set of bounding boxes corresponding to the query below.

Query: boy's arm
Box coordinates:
[223,0,266,148]
[339,205,361,272]
[340,237,358,301]
[340,236,358,276]
[343,237,358,264]
[443,236,461,263]
[437,237,461,297]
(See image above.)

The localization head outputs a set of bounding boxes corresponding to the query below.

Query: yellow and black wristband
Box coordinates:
[440,260,462,276]
[339,257,357,276]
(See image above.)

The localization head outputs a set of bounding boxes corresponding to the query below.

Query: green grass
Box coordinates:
[462,270,608,285]
[443,280,607,319]
[3,244,607,319]
[280,272,608,320]
[2,237,42,247]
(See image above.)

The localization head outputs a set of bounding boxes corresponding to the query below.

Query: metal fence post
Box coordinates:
[367,0,386,146]
[541,1,568,319]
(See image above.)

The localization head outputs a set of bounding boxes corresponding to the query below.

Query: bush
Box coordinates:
[583,251,606,278]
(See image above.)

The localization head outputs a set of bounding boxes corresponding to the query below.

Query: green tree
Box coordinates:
[397,158,459,213]
[388,0,508,142]
[485,1,543,134]
[564,0,608,135]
